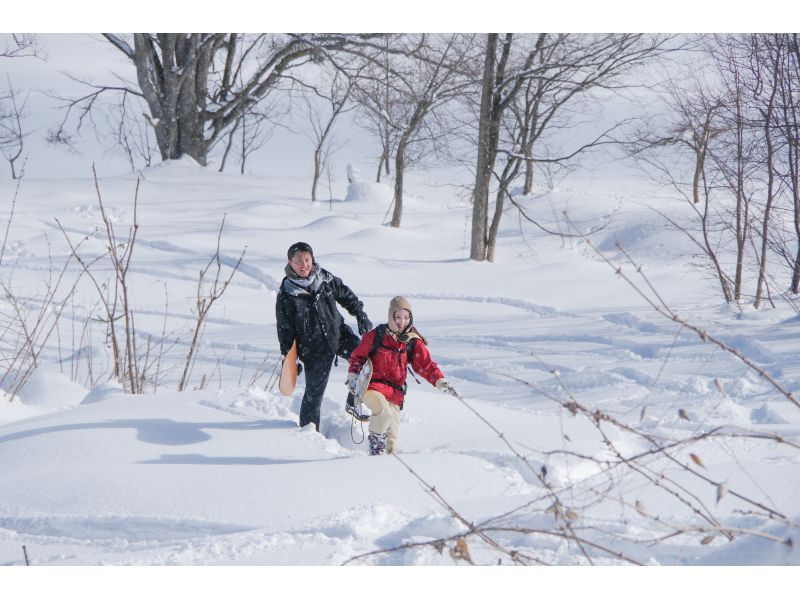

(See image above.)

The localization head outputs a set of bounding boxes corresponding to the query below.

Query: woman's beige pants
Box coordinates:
[363,389,401,453]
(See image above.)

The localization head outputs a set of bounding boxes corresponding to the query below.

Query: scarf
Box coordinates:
[387,325,425,345]
[284,263,322,293]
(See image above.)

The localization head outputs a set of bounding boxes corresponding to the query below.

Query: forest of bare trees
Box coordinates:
[9,33,800,303]
[631,34,800,308]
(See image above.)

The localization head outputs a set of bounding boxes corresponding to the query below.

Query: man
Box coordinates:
[276,241,372,430]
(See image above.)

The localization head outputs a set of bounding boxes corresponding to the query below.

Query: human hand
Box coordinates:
[435,378,461,398]
[357,314,373,335]
[345,372,358,393]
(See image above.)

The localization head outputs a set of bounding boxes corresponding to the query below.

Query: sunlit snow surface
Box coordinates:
[0,161,798,566]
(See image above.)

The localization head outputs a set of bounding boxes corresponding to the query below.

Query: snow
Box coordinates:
[0,159,799,592]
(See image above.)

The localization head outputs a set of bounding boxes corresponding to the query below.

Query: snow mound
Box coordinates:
[751,403,789,425]
[142,155,205,173]
[718,335,777,364]
[6,368,87,408]
[344,165,393,204]
[694,521,799,565]
[300,215,366,234]
[80,380,126,405]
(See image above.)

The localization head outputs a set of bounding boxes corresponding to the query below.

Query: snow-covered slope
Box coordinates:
[0,163,798,568]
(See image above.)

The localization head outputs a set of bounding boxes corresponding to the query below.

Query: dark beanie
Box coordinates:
[287,241,314,260]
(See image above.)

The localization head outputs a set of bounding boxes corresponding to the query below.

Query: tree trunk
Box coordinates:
[699,172,734,303]
[312,147,323,202]
[376,145,391,182]
[391,139,407,228]
[376,156,384,183]
[523,146,534,195]
[755,36,781,309]
[692,147,705,204]
[732,86,748,302]
[471,34,499,261]
[487,156,522,262]
[486,187,504,263]
[786,36,800,293]
[106,34,382,168]
[132,34,209,165]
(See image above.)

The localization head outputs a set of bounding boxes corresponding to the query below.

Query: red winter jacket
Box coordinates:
[348,327,444,407]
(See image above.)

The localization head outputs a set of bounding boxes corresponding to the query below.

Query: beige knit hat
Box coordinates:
[387,296,413,332]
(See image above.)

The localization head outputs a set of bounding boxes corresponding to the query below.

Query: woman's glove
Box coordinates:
[345,372,359,393]
[435,378,461,398]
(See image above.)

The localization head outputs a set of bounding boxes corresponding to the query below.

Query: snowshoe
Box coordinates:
[345,392,370,422]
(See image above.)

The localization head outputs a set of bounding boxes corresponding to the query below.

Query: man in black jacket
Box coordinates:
[276,241,372,430]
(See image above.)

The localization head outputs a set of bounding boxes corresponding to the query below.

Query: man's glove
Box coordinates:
[357,314,373,335]
[345,372,358,393]
[435,378,461,398]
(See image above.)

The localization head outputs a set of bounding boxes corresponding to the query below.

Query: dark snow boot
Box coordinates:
[368,432,388,456]
[345,392,370,422]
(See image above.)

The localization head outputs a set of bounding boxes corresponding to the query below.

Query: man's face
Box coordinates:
[289,251,314,278]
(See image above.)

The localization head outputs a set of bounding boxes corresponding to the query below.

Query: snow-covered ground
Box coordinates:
[0,160,798,583]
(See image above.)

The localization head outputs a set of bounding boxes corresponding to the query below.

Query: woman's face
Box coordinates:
[393,309,411,331]
[289,251,313,278]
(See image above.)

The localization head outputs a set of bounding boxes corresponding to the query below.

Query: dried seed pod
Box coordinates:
[690,453,706,469]
[716,482,728,504]
[450,538,472,563]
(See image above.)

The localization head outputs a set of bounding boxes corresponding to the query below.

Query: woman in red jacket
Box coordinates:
[347,296,460,455]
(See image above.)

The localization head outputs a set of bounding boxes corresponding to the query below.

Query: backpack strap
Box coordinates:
[368,324,389,360]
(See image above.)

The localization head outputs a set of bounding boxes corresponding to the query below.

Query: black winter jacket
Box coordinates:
[276,267,368,360]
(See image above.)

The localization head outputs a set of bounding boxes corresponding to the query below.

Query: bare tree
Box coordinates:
[0,34,39,59]
[178,215,244,391]
[0,77,30,179]
[56,34,384,167]
[0,35,39,179]
[628,34,800,307]
[469,33,675,262]
[389,35,475,228]
[58,169,142,392]
[293,70,356,201]
[219,98,284,175]
[750,34,785,308]
[627,70,734,302]
[780,34,800,293]
[101,90,157,172]
[707,35,760,303]
[351,36,398,183]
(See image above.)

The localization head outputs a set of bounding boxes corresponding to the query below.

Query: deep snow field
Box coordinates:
[0,159,799,590]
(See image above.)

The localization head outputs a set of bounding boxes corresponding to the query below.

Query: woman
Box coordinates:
[276,241,372,431]
[347,296,459,455]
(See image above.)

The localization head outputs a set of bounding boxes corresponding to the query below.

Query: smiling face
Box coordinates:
[288,251,314,278]
[393,308,411,332]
